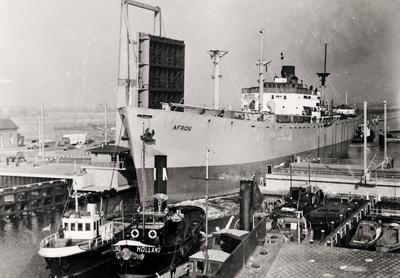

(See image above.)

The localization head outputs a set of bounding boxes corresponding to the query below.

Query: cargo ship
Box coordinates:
[116,3,359,204]
[118,41,359,203]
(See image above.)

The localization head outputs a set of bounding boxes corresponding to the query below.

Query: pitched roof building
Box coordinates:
[0,117,20,148]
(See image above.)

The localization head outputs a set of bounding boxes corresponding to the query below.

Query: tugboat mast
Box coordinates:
[208,50,228,110]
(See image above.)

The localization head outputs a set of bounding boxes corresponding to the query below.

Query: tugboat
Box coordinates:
[38,197,132,277]
[352,124,375,143]
[375,222,400,252]
[348,220,382,250]
[111,193,205,278]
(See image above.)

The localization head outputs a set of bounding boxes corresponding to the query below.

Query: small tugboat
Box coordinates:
[375,222,400,252]
[111,193,205,278]
[38,197,132,278]
[348,220,382,250]
[352,124,375,143]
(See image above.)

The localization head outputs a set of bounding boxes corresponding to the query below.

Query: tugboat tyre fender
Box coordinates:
[149,230,157,239]
[131,229,139,238]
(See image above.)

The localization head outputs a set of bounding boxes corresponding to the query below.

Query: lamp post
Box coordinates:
[370,160,378,198]
[100,102,108,144]
[41,103,45,161]
[29,111,41,156]
[308,152,311,186]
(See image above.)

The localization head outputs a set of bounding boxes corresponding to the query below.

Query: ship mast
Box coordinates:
[257,30,270,115]
[317,44,330,99]
[208,50,228,110]
[203,148,210,275]
[259,29,265,114]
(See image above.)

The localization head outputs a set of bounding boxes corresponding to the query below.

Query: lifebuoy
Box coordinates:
[148,230,157,239]
[131,229,139,238]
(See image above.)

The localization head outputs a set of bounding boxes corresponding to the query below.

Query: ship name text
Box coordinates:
[136,246,161,253]
[172,125,192,131]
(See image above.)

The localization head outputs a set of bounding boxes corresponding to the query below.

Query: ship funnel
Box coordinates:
[87,203,97,216]
[281,65,295,78]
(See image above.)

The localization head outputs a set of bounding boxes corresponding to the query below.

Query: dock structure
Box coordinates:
[320,196,377,247]
[263,158,400,198]
[0,179,72,219]
[231,195,400,278]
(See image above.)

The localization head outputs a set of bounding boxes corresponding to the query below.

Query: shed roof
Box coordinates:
[89,145,130,154]
[0,118,18,130]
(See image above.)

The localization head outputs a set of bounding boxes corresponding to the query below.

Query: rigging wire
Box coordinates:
[327,78,343,105]
[223,59,250,106]
[103,116,125,220]
[178,56,213,105]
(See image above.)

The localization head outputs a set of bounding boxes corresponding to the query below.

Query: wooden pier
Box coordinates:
[0,179,72,219]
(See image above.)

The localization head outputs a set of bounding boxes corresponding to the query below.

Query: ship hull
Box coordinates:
[119,107,359,203]
[43,243,113,278]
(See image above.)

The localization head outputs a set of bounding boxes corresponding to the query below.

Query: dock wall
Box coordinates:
[263,174,399,198]
[0,179,72,218]
[214,217,267,278]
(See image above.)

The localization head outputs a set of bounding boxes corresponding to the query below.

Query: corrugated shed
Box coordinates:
[0,118,18,130]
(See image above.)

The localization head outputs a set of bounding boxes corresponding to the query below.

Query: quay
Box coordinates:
[263,157,400,198]
[228,195,400,278]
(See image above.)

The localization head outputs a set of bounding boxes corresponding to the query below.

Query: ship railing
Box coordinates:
[296,157,363,165]
[327,200,373,247]
[370,208,400,218]
[77,237,104,250]
[272,168,400,180]
[89,162,126,169]
[324,192,366,200]
[40,232,60,247]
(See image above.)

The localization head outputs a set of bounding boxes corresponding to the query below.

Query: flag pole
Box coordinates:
[121,200,124,239]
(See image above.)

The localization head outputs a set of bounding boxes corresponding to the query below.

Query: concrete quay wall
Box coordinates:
[263,174,399,198]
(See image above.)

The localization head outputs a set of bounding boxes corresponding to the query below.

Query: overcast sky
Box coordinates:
[1,0,399,111]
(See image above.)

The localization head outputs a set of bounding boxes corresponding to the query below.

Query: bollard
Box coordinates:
[346,222,351,233]
[331,221,335,234]
[339,214,343,223]
[347,207,352,219]
[361,209,364,219]
[321,229,325,241]
[327,240,331,247]
[309,239,314,244]
[336,231,342,246]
